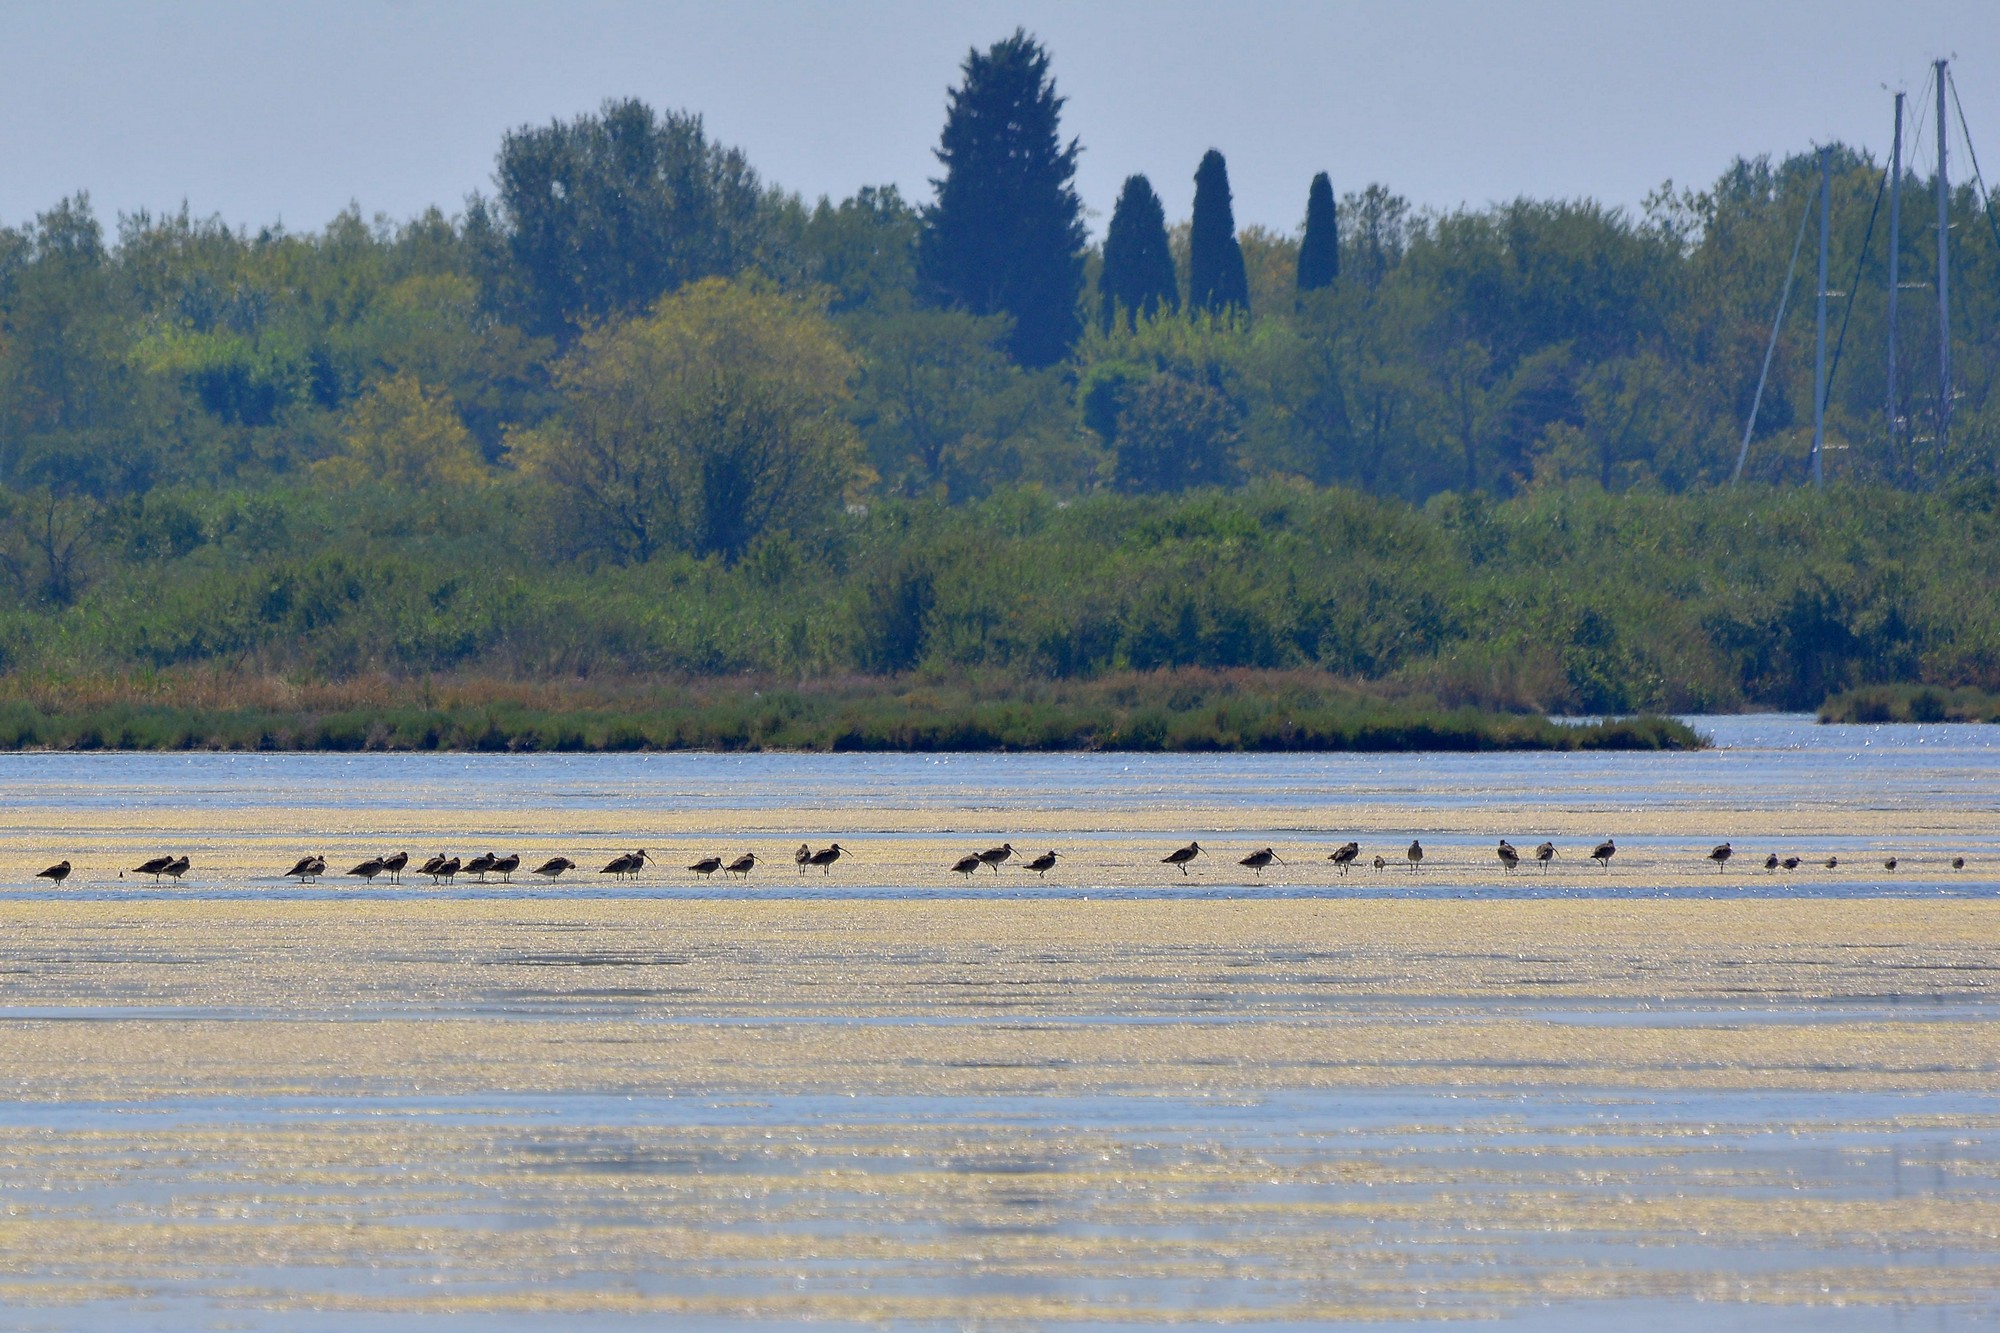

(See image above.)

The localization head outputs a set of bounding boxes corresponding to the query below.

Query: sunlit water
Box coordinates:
[0,716,1996,1330]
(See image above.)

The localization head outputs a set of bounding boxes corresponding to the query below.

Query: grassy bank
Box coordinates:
[0,670,1705,753]
[1819,684,2000,724]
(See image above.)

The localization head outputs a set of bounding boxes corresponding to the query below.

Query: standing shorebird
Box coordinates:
[134,855,175,883]
[285,855,325,885]
[977,843,1015,873]
[725,853,757,879]
[463,852,498,883]
[600,850,651,880]
[35,860,70,886]
[794,844,812,874]
[1329,842,1359,876]
[1406,840,1423,873]
[1591,839,1616,870]
[1025,850,1060,877]
[1707,842,1733,872]
[1162,842,1203,875]
[806,844,845,874]
[1781,856,1801,871]
[418,855,446,881]
[433,856,461,886]
[1534,841,1556,870]
[1496,840,1520,873]
[1883,856,1898,870]
[1238,847,1283,876]
[381,852,409,884]
[1953,856,1967,870]
[532,856,577,882]
[491,853,520,883]
[163,855,190,883]
[951,854,983,877]
[348,857,386,884]
[1763,853,1779,872]
[1372,855,1388,871]
[688,856,723,877]
[1824,856,1839,870]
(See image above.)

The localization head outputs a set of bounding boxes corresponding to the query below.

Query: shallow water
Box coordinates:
[0,715,1996,1329]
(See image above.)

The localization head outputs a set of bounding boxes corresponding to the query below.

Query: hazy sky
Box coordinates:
[3,1,1996,240]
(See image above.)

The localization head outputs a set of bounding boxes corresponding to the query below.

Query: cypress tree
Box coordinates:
[1187,149,1249,316]
[1098,174,1179,332]
[918,30,1086,368]
[1296,171,1339,292]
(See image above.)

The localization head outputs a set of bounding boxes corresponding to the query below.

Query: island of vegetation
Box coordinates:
[0,32,1991,752]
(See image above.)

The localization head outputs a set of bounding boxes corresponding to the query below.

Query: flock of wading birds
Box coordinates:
[24,837,1974,887]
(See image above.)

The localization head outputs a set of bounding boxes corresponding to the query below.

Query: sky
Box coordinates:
[2,0,1997,240]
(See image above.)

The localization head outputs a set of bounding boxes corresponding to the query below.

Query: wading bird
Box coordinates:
[951,854,983,876]
[286,855,324,884]
[533,856,576,882]
[1372,855,1388,871]
[1764,853,1779,872]
[1162,842,1203,875]
[1238,847,1283,876]
[492,853,520,883]
[433,856,460,886]
[1824,856,1839,870]
[977,843,1015,872]
[163,855,190,883]
[1329,842,1359,875]
[36,860,69,886]
[1782,856,1801,871]
[463,852,497,883]
[418,855,446,881]
[688,856,723,877]
[1535,841,1556,870]
[1025,850,1060,877]
[134,855,174,883]
[1708,842,1733,872]
[1884,856,1898,870]
[805,844,845,873]
[1496,840,1519,873]
[600,850,650,880]
[381,852,409,884]
[348,857,386,884]
[725,853,756,879]
[1591,839,1617,870]
[1953,856,1967,870]
[795,844,812,874]
[1406,840,1423,873]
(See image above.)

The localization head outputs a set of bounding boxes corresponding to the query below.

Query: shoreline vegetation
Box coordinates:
[1819,684,2000,724]
[0,670,1704,753]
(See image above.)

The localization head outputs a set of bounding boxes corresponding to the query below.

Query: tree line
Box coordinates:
[0,31,1994,705]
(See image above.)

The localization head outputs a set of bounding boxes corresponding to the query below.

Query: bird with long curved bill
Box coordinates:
[1238,847,1283,876]
[1162,842,1202,875]
[724,853,757,878]
[1024,850,1060,877]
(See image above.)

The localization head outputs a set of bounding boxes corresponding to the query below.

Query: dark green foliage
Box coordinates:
[1297,172,1339,291]
[918,31,1086,367]
[1188,150,1249,315]
[1099,175,1179,331]
[1112,376,1243,493]
[494,98,769,338]
[1820,683,2000,723]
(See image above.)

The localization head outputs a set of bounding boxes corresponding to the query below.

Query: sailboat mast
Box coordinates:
[1936,58,1951,458]
[1887,91,1902,464]
[1813,147,1829,488]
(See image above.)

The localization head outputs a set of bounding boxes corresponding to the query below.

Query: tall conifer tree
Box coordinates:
[918,30,1086,368]
[1296,172,1339,292]
[1188,149,1249,316]
[1098,174,1178,332]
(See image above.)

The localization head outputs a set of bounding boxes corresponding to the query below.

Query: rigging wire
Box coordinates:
[1732,183,1817,484]
[1947,70,2000,258]
[1823,163,1889,410]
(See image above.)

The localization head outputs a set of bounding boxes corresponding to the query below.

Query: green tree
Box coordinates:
[918,30,1086,368]
[1297,172,1339,292]
[1099,175,1178,332]
[494,99,769,339]
[1112,374,1242,493]
[527,280,861,564]
[1188,150,1249,316]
